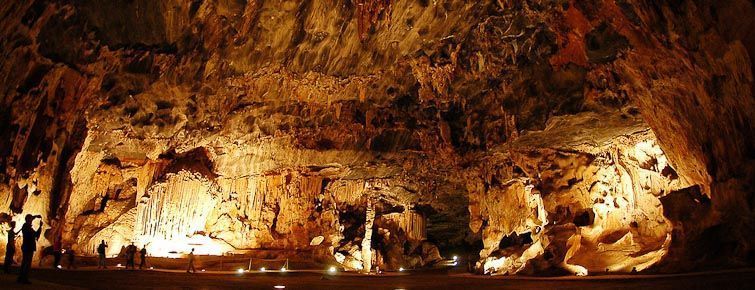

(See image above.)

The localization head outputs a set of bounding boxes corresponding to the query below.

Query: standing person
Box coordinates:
[125,243,136,269]
[138,246,147,270]
[66,248,76,269]
[52,239,62,269]
[186,248,196,273]
[4,221,20,273]
[17,214,42,284]
[97,240,108,269]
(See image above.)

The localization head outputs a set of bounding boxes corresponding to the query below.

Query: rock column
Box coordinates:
[361,198,375,273]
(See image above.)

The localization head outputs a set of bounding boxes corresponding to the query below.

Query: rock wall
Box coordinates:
[469,113,680,275]
[1,0,753,274]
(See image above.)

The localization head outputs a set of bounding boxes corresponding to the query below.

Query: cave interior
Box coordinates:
[1,0,754,276]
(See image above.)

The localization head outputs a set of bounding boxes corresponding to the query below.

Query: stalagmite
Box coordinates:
[361,198,375,274]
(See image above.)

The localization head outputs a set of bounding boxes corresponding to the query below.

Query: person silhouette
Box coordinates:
[139,246,147,270]
[125,243,136,269]
[17,214,42,284]
[66,248,76,269]
[97,240,108,269]
[186,248,196,273]
[4,221,20,273]
[52,238,62,269]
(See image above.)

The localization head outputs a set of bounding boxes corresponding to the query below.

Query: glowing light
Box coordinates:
[237,268,245,273]
[201,269,206,272]
[399,267,404,272]
[452,255,458,261]
[328,266,337,274]
[280,267,287,272]
[349,260,363,270]
[274,286,286,289]
[56,265,62,269]
[260,267,266,272]
[150,267,154,270]
[117,263,122,267]
[138,235,229,258]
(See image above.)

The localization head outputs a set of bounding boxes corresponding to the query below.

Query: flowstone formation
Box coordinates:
[469,113,680,275]
[1,0,753,275]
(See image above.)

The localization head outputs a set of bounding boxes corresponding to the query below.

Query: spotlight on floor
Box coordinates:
[328,266,337,274]
[260,267,266,272]
[237,268,245,274]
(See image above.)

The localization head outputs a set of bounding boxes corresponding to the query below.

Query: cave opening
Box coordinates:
[499,232,533,250]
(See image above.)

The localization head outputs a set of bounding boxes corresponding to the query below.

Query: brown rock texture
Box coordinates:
[0,0,753,275]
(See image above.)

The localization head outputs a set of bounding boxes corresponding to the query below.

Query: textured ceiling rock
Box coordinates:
[1,0,754,275]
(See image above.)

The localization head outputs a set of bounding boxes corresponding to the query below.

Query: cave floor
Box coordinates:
[1,267,754,290]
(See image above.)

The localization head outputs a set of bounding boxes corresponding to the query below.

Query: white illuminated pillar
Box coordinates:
[361,198,375,274]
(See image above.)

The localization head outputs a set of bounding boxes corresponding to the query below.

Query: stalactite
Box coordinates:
[330,180,366,205]
[200,171,339,251]
[355,0,392,42]
[134,170,219,255]
[383,209,426,241]
[403,210,426,241]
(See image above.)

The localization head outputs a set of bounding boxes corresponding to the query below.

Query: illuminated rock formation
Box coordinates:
[361,198,375,273]
[1,0,753,275]
[135,170,224,256]
[470,113,679,275]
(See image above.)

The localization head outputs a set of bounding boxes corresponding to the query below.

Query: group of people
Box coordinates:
[100,241,148,270]
[3,215,151,285]
[96,240,148,270]
[3,214,43,284]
